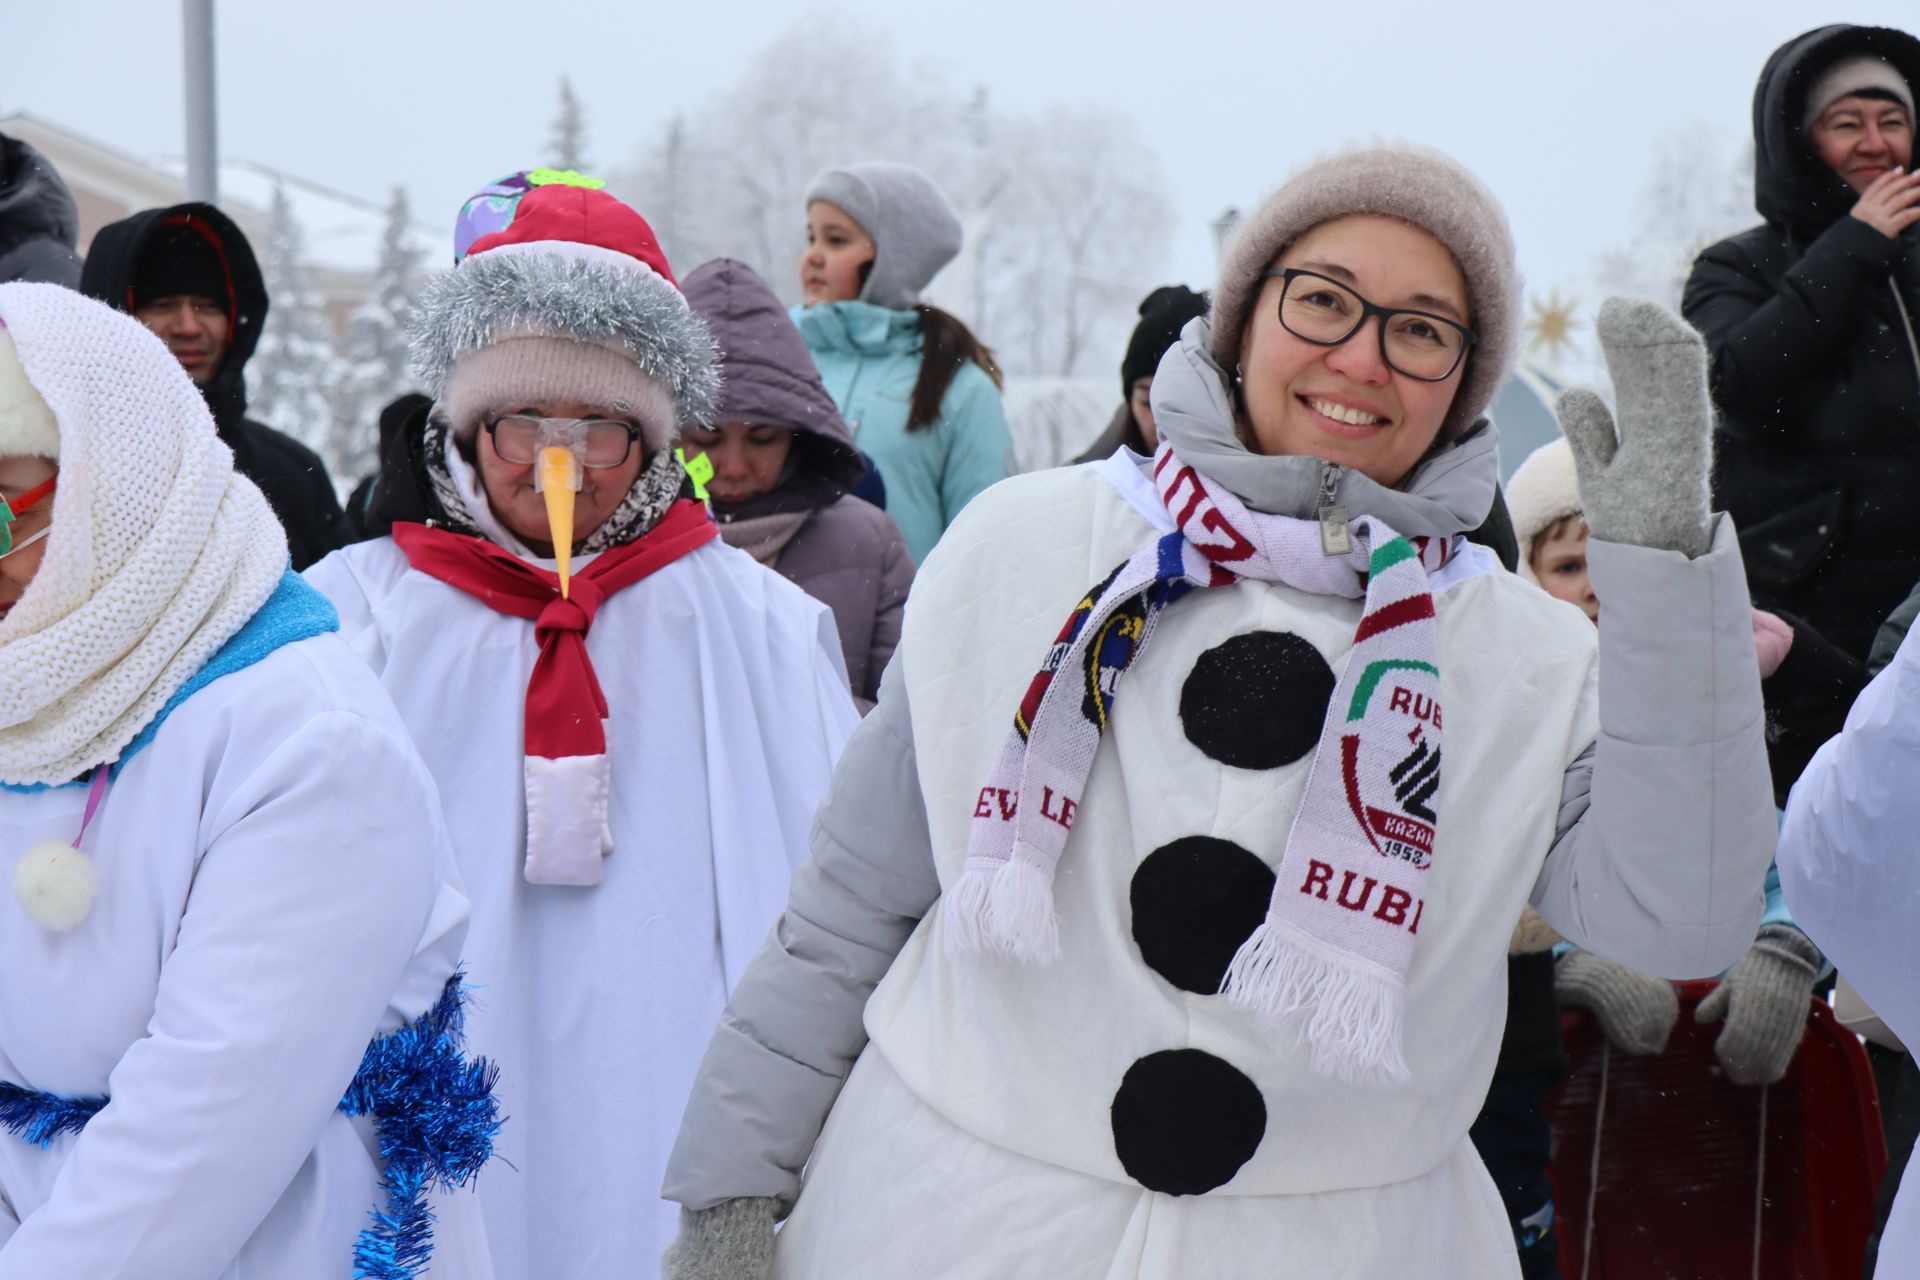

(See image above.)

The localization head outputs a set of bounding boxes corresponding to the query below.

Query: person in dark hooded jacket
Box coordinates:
[80,203,347,569]
[680,258,913,712]
[1072,285,1210,465]
[1683,25,1920,662]
[0,134,81,287]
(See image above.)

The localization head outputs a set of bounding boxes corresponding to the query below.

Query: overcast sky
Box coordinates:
[8,2,1916,310]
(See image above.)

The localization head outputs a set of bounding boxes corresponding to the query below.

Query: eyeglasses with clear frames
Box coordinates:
[1262,268,1476,383]
[483,415,643,468]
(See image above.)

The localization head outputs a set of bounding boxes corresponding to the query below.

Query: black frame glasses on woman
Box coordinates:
[1262,268,1477,383]
[483,415,643,468]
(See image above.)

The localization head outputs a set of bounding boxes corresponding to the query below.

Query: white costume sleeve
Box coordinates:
[0,709,443,1277]
[1779,623,1920,1044]
[1530,519,1778,978]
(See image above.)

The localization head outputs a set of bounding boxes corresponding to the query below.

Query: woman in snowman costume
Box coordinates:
[0,282,495,1279]
[306,172,859,1278]
[660,144,1778,1279]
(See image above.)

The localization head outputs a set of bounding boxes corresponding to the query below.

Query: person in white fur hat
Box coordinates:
[658,143,1777,1279]
[303,170,859,1279]
[0,282,497,1279]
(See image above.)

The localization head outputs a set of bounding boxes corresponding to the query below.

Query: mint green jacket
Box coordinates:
[793,301,1012,563]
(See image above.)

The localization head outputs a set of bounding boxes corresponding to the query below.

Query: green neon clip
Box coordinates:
[676,448,714,502]
[527,167,606,190]
[0,497,15,556]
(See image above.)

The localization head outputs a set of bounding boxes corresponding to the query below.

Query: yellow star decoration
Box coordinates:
[1525,291,1582,366]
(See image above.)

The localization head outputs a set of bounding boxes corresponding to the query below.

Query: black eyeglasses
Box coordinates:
[1263,269,1476,383]
[483,415,642,468]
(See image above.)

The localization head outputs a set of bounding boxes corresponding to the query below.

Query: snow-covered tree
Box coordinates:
[1591,126,1753,312]
[549,77,590,172]
[971,106,1174,376]
[607,20,1175,378]
[332,185,424,483]
[1538,125,1754,388]
[249,184,342,463]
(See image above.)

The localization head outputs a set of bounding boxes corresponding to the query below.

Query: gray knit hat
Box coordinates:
[1212,144,1522,442]
[804,162,963,310]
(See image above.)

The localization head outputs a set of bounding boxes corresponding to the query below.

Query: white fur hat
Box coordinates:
[1507,437,1584,586]
[0,326,58,460]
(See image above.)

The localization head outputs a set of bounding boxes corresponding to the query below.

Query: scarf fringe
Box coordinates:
[943,853,1061,962]
[1221,918,1411,1085]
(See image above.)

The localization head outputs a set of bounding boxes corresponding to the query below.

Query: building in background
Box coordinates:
[0,111,437,340]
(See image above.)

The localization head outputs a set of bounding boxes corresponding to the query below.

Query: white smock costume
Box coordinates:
[0,282,492,1279]
[309,170,861,1279]
[1780,624,1920,1278]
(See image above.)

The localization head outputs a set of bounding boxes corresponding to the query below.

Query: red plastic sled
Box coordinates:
[1547,979,1887,1280]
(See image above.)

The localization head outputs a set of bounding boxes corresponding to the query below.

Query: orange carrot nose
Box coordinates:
[537,446,580,598]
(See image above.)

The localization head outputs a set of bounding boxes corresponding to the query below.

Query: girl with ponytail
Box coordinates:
[795,163,1012,563]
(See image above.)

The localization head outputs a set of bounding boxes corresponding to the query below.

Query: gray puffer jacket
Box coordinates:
[684,258,913,711]
[661,322,1776,1215]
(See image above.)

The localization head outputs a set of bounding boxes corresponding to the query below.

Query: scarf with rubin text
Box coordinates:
[946,444,1453,1082]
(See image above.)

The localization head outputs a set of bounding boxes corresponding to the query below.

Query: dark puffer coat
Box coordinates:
[1682,24,1920,662]
[682,258,913,711]
[80,203,347,570]
[0,134,80,287]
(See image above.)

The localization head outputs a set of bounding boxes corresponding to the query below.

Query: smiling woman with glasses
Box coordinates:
[659,144,1775,1280]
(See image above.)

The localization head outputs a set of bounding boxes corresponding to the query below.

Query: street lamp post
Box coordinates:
[1210,207,1243,265]
[183,0,218,204]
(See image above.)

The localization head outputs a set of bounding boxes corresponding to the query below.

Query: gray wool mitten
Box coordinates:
[1695,923,1822,1086]
[1553,297,1713,558]
[659,1197,778,1280]
[1556,948,1681,1055]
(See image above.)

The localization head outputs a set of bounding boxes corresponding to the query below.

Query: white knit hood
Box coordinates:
[1506,437,1584,586]
[0,283,286,786]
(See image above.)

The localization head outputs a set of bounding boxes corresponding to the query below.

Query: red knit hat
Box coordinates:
[412,170,720,445]
[464,181,679,288]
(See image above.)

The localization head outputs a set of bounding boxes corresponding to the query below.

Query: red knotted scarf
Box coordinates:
[391,500,717,883]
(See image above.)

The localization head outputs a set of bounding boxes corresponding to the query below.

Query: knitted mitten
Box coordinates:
[1695,923,1822,1085]
[1556,949,1680,1055]
[659,1197,777,1280]
[1553,298,1713,558]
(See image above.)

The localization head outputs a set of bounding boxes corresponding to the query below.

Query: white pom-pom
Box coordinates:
[13,841,98,932]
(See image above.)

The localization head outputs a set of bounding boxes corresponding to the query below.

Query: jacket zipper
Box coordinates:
[1890,278,1920,396]
[1317,461,1351,555]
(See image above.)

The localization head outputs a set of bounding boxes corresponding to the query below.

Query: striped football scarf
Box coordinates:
[947,444,1452,1082]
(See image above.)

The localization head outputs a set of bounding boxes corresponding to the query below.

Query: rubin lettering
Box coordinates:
[1297,858,1422,933]
[1387,685,1442,729]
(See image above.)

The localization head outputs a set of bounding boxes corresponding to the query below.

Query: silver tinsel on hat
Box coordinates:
[410,250,723,430]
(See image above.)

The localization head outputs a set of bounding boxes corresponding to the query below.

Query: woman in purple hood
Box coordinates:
[681,258,914,712]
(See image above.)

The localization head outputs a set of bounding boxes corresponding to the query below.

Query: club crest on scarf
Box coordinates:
[948,443,1452,1083]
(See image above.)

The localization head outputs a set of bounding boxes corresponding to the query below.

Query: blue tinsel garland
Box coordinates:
[0,1082,104,1147]
[0,974,501,1280]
